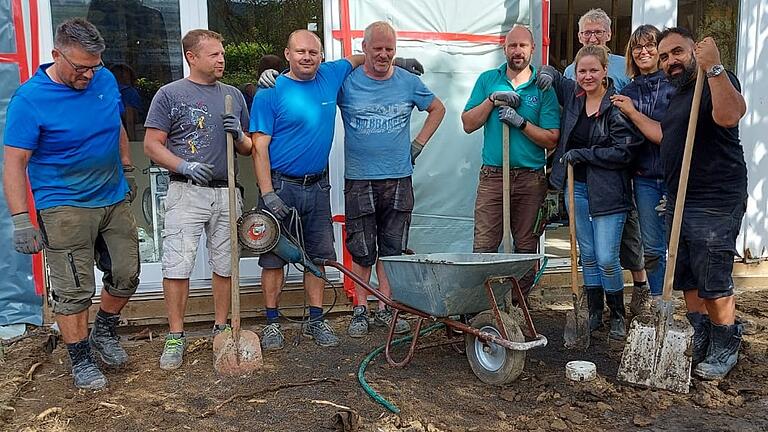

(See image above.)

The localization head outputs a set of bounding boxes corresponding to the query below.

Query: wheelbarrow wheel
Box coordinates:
[465,310,525,385]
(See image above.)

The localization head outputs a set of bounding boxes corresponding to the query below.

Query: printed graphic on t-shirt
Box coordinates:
[169,100,213,156]
[352,103,412,135]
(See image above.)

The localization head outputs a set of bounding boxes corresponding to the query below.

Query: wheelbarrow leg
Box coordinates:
[384,312,424,367]
[483,279,510,340]
[510,278,538,339]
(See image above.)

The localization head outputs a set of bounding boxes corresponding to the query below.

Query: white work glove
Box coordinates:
[177,161,215,186]
[12,213,43,254]
[258,69,280,88]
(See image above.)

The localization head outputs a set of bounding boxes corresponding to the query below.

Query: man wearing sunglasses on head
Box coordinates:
[3,18,139,390]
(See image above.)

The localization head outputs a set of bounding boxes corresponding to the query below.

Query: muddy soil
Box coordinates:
[2,290,768,432]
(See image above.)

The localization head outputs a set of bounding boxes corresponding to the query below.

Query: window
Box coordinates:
[678,0,739,72]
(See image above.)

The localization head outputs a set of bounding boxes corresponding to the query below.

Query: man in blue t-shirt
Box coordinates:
[250,30,366,350]
[3,18,139,390]
[338,21,445,338]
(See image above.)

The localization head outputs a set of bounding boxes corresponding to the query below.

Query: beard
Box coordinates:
[667,60,697,89]
[506,55,530,72]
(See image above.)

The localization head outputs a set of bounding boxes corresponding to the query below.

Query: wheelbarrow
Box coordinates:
[317,253,548,385]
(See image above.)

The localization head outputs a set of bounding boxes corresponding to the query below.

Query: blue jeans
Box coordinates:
[565,181,627,293]
[634,176,668,296]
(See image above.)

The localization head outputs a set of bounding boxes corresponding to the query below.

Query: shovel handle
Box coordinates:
[502,122,511,253]
[225,94,241,332]
[662,68,705,301]
[567,163,579,295]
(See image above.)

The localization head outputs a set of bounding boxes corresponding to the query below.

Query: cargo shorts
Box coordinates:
[38,201,140,315]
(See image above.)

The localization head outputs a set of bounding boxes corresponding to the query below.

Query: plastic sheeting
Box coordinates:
[0,0,15,53]
[329,0,534,253]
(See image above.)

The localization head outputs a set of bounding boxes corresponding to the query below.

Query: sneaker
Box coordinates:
[89,311,128,367]
[212,324,232,338]
[67,340,107,390]
[373,308,410,334]
[303,320,340,347]
[261,323,285,351]
[159,334,187,370]
[347,306,369,338]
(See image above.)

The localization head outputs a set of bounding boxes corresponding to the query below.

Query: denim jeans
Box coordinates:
[565,181,627,293]
[634,176,668,296]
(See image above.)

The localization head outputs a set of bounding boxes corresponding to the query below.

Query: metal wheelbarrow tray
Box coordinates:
[318,253,548,385]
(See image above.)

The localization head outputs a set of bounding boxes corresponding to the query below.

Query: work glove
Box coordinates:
[560,149,589,166]
[410,139,425,165]
[655,195,667,217]
[123,164,137,203]
[221,112,244,143]
[488,90,521,108]
[177,160,215,186]
[536,65,558,92]
[12,213,43,254]
[262,191,290,220]
[498,106,526,129]
[393,58,424,76]
[258,69,280,88]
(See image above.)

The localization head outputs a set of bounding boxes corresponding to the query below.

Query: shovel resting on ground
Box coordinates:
[213,94,263,376]
[563,163,590,350]
[617,68,704,393]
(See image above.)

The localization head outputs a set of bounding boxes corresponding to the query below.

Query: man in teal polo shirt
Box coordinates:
[461,25,560,296]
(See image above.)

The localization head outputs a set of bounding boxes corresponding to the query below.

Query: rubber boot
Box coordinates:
[606,290,626,340]
[686,312,711,366]
[694,322,743,380]
[67,339,107,390]
[585,286,604,332]
[628,283,651,321]
[89,310,128,367]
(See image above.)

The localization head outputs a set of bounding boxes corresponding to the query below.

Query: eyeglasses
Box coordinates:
[632,42,658,54]
[580,30,606,38]
[58,50,104,74]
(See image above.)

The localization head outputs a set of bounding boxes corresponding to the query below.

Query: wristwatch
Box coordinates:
[520,119,528,130]
[706,64,725,78]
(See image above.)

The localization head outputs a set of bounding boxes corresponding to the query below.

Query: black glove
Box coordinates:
[123,164,137,203]
[177,161,215,186]
[222,112,244,143]
[410,139,425,165]
[262,191,290,220]
[498,106,526,129]
[536,65,558,92]
[393,58,424,75]
[489,90,521,108]
[560,149,589,165]
[12,213,43,254]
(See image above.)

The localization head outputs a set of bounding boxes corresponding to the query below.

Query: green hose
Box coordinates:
[357,323,445,413]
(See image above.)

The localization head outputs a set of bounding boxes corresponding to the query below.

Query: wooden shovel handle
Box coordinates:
[502,122,512,253]
[567,163,578,295]
[224,95,241,332]
[662,68,705,301]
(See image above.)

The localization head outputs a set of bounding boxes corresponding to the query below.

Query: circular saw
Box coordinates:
[237,208,281,254]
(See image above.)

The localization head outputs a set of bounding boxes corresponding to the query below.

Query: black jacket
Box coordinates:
[548,71,644,217]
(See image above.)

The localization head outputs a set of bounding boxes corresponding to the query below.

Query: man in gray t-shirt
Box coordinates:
[143,29,252,371]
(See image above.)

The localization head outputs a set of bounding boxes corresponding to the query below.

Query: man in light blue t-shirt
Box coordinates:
[338,21,445,338]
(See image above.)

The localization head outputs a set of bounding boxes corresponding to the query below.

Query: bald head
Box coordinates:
[284,29,323,81]
[504,25,535,72]
[287,29,322,50]
[506,25,534,45]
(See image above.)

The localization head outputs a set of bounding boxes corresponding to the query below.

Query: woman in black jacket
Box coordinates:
[538,46,643,339]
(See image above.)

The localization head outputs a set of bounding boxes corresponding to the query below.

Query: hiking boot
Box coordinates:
[89,311,128,367]
[585,287,604,332]
[686,312,711,366]
[373,308,410,334]
[303,320,340,347]
[260,323,285,351]
[606,290,626,340]
[67,339,107,390]
[212,324,231,338]
[694,322,743,380]
[347,306,369,338]
[628,284,651,321]
[159,333,186,370]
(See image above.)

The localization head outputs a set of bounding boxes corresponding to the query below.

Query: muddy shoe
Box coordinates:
[261,323,285,351]
[159,333,186,370]
[628,284,651,321]
[686,312,711,366]
[67,339,107,390]
[347,306,369,338]
[303,320,340,347]
[373,308,410,334]
[212,324,232,338]
[694,322,743,380]
[89,311,128,367]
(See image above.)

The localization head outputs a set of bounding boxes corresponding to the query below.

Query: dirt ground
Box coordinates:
[2,289,768,432]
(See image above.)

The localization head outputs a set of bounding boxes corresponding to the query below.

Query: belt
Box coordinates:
[169,174,229,188]
[272,170,326,186]
[481,165,544,174]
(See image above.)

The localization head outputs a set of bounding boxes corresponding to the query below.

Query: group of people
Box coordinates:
[3,9,747,392]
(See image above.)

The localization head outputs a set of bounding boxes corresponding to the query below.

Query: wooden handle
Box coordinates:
[661,68,705,301]
[567,163,578,295]
[502,123,512,253]
[224,94,241,332]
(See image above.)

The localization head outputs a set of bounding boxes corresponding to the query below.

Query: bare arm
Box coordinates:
[234,132,253,156]
[143,128,185,173]
[345,54,365,69]
[123,107,137,141]
[708,73,745,128]
[461,98,495,134]
[119,125,132,166]
[3,147,32,215]
[522,124,559,150]
[414,98,446,145]
[251,132,274,195]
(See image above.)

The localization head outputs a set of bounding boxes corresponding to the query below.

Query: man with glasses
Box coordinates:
[4,18,139,390]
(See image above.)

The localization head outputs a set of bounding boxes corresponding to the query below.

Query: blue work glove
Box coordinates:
[177,160,215,186]
[410,139,425,165]
[393,58,424,75]
[498,106,526,129]
[221,112,244,143]
[258,69,279,88]
[12,213,43,254]
[488,90,521,108]
[262,191,290,220]
[123,164,137,203]
[536,65,558,92]
[560,149,590,166]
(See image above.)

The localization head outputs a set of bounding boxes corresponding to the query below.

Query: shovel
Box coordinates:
[213,94,263,376]
[617,68,704,393]
[563,163,590,350]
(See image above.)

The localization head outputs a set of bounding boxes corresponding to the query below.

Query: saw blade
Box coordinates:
[237,208,280,254]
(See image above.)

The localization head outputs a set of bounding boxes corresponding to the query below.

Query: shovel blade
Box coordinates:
[563,292,590,350]
[213,330,263,376]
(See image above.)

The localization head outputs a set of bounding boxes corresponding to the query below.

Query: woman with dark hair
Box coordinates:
[538,46,643,340]
[610,25,676,309]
